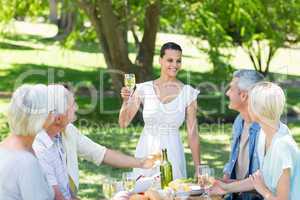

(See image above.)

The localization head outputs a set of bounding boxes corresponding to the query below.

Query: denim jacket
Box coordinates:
[223,114,261,179]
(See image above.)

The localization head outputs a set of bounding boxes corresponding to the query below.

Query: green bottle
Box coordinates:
[160,149,173,189]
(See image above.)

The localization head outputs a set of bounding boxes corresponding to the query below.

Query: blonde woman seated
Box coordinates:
[0,84,54,199]
[210,82,300,200]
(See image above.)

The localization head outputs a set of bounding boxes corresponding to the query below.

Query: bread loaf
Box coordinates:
[129,194,149,200]
[144,190,162,200]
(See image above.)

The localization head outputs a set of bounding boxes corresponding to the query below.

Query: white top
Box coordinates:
[257,122,300,200]
[0,148,54,200]
[133,81,200,179]
[33,132,72,199]
[34,124,107,190]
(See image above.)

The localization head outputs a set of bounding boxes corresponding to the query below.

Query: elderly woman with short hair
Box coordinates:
[0,84,54,200]
[210,82,300,200]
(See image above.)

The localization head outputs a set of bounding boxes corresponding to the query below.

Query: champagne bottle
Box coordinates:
[160,149,173,189]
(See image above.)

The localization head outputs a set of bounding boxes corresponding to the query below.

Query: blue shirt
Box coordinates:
[223,114,261,179]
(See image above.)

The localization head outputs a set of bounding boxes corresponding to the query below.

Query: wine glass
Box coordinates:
[122,172,136,192]
[198,165,215,199]
[124,73,136,95]
[102,178,117,199]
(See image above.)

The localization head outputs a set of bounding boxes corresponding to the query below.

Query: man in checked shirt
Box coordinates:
[33,84,156,200]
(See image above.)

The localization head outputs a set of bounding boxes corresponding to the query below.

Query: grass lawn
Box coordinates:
[0,21,300,200]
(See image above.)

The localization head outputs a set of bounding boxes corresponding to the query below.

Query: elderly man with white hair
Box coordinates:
[222,69,264,200]
[0,84,54,200]
[33,84,156,200]
[210,82,300,200]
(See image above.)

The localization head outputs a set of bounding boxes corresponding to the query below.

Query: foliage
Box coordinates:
[184,1,234,80]
[0,0,159,89]
[0,113,9,141]
[159,0,188,34]
[183,0,300,76]
[0,0,48,23]
[2,0,300,78]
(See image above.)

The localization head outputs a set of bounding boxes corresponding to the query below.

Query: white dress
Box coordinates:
[133,81,200,179]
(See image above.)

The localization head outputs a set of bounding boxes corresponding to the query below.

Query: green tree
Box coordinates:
[0,0,160,92]
[48,0,77,41]
[184,0,300,76]
[64,0,160,91]
[184,1,233,79]
[77,0,160,91]
[0,0,48,23]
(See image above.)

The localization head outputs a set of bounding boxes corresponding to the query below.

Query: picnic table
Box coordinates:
[181,195,223,200]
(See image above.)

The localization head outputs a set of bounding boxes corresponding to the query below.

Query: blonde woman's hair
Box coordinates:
[7,84,49,136]
[249,81,285,124]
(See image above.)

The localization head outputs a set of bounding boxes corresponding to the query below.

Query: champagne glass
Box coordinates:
[102,178,117,199]
[198,165,215,199]
[122,172,136,192]
[124,73,136,95]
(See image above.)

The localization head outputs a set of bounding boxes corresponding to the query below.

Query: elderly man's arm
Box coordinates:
[103,149,153,168]
[53,186,67,200]
[74,125,154,168]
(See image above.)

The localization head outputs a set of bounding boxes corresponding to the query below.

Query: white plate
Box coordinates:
[175,186,204,197]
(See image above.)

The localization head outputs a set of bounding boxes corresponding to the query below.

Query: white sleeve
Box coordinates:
[270,142,294,187]
[135,83,145,103]
[18,158,54,200]
[73,127,107,166]
[185,85,200,107]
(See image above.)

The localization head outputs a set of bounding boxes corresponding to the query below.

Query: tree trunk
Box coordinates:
[48,0,58,24]
[49,0,76,41]
[131,27,140,49]
[98,0,133,92]
[53,11,76,41]
[263,45,276,76]
[135,1,160,83]
[243,42,277,77]
[77,0,160,92]
[78,0,133,92]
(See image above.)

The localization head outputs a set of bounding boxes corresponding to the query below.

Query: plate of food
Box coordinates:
[168,179,204,197]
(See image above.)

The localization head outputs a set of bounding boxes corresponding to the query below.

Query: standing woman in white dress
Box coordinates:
[119,42,200,179]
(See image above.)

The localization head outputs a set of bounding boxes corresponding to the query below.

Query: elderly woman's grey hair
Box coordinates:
[7,84,49,136]
[233,69,264,91]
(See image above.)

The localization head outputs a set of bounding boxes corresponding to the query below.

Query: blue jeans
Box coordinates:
[225,191,263,200]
